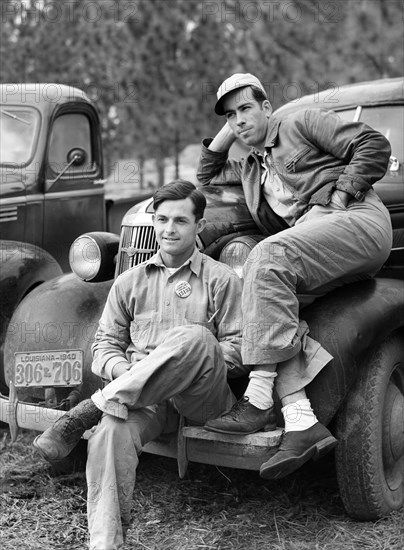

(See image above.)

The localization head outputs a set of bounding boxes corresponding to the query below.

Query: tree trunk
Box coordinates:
[156,155,165,187]
[138,156,144,189]
[174,128,180,179]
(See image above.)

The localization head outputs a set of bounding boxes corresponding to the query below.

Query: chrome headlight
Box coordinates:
[69,232,119,282]
[219,235,263,278]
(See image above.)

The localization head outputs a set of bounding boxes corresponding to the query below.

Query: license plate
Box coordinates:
[14,350,84,387]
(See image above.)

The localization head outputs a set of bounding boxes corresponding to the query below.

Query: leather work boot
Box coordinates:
[259,422,337,479]
[33,399,103,462]
[204,396,277,434]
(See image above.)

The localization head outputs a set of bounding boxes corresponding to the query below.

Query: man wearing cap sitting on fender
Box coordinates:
[197,73,393,480]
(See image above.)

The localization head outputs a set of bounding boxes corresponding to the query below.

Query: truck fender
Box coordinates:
[3,272,112,401]
[303,278,404,424]
[0,240,63,391]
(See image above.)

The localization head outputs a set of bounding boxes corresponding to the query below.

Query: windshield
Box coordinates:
[0,108,40,165]
[358,105,403,163]
[335,108,356,122]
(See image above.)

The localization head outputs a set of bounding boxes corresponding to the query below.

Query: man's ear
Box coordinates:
[263,100,273,118]
[152,214,156,225]
[196,217,207,233]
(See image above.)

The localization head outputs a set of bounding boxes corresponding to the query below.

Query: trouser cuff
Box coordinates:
[91,389,128,420]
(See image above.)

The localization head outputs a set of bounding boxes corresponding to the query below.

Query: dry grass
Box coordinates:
[1,429,403,550]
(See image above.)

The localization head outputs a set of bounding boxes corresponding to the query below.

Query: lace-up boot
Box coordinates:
[33,399,102,461]
[204,396,277,434]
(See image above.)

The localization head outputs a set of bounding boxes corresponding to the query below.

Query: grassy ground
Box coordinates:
[1,430,403,550]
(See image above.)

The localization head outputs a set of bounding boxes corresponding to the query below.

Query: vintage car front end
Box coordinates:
[0,184,257,436]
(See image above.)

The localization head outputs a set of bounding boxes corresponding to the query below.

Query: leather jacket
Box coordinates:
[197,108,391,234]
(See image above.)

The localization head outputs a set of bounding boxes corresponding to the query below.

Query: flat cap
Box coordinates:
[215,73,267,115]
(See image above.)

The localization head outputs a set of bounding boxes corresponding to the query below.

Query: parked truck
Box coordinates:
[0,83,151,393]
[1,78,403,522]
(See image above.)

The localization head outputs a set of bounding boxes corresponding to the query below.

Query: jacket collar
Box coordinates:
[145,247,202,277]
[264,116,281,148]
[247,116,281,163]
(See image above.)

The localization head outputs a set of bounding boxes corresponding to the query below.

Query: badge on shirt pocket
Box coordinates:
[175,280,192,298]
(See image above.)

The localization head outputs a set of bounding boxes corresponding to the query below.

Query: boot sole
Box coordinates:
[259,435,337,479]
[33,435,55,462]
[204,421,277,435]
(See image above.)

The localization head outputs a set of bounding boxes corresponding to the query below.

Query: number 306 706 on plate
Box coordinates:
[13,351,84,387]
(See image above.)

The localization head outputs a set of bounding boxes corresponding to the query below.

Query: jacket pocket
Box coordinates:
[284,145,311,172]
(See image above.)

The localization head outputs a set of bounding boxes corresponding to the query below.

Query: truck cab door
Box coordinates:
[0,169,26,243]
[44,105,106,271]
[0,107,42,244]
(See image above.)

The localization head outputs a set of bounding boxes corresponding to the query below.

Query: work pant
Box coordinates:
[86,324,235,550]
[242,189,393,383]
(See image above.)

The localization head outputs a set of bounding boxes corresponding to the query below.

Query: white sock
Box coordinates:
[244,366,277,410]
[282,399,318,432]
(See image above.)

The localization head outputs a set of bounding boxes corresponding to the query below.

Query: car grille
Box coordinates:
[115,223,157,276]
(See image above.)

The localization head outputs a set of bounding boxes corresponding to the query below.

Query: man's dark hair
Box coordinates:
[153,179,207,221]
[251,85,267,105]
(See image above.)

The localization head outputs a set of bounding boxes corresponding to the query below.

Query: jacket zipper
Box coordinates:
[284,145,311,172]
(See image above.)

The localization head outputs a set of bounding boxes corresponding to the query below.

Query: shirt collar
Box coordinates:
[145,247,203,277]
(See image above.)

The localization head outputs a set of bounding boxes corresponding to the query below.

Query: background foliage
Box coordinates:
[1,0,403,185]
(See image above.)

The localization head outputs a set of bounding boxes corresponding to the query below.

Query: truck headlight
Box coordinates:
[219,235,263,278]
[69,232,120,282]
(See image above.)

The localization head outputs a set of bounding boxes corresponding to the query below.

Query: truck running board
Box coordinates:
[0,383,283,477]
[144,416,283,477]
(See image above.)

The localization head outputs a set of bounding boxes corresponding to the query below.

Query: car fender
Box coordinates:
[3,272,112,400]
[303,277,404,424]
[0,240,63,390]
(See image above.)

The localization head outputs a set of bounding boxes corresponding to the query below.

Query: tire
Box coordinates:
[335,331,404,520]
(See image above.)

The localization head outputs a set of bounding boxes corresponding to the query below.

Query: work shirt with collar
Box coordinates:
[91,248,245,381]
[260,150,296,226]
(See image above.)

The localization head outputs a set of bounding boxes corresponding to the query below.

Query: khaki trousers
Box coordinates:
[242,189,393,394]
[86,325,235,550]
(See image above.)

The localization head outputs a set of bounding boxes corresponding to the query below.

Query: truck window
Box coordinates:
[334,108,356,122]
[0,108,40,165]
[48,113,93,175]
[359,106,403,163]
